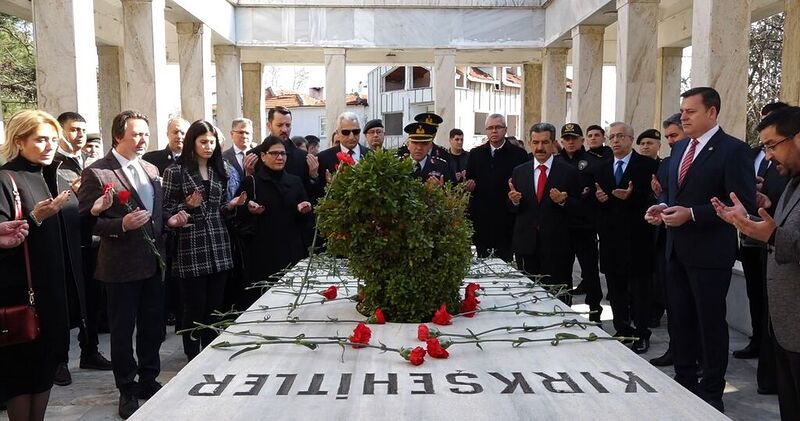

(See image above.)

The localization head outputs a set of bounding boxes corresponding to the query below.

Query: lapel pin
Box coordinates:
[708,147,714,151]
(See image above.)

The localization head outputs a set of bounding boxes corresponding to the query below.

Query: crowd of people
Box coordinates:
[0,86,798,420]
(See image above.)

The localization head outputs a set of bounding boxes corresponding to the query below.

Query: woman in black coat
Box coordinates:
[235,136,312,310]
[0,110,74,420]
[162,120,246,360]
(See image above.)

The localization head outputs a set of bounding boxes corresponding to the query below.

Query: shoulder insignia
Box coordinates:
[578,160,589,171]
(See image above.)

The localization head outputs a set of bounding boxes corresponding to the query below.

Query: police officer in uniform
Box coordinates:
[402,121,455,184]
[555,123,603,322]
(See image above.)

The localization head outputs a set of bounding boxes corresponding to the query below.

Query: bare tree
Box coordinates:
[292,66,309,91]
[265,66,282,90]
[747,13,783,144]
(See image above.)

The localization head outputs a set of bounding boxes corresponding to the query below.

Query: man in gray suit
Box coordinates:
[78,110,189,419]
[712,106,800,420]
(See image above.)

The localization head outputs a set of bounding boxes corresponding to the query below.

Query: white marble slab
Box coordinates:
[133,259,728,421]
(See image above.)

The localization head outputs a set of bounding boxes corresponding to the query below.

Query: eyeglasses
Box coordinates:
[340,129,361,137]
[762,134,795,152]
[366,129,384,135]
[607,133,630,141]
[233,130,251,136]
[266,151,287,157]
[485,125,507,132]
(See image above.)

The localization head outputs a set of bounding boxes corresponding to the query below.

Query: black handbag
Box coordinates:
[0,173,41,347]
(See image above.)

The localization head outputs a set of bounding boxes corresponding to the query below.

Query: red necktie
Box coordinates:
[678,139,699,186]
[536,164,547,202]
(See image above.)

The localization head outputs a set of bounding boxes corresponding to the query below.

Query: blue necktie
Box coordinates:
[614,161,624,185]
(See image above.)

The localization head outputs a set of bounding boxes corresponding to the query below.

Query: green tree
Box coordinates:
[0,13,37,119]
[747,13,784,144]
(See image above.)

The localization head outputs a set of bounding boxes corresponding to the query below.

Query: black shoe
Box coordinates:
[137,381,163,400]
[589,306,602,323]
[632,336,650,354]
[650,349,674,366]
[732,342,759,359]
[571,284,586,295]
[757,387,778,395]
[118,393,139,419]
[53,363,72,386]
[706,398,725,413]
[80,351,113,370]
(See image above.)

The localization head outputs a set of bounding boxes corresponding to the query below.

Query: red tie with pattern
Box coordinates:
[536,164,547,202]
[678,139,699,186]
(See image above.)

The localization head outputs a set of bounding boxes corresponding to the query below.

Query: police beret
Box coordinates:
[364,119,383,133]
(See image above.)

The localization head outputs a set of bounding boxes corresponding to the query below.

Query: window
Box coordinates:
[474,112,488,135]
[411,66,430,89]
[319,117,326,137]
[384,113,403,136]
[455,67,466,88]
[383,67,405,92]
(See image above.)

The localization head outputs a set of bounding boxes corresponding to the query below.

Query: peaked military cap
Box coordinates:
[404,122,437,141]
[414,112,443,127]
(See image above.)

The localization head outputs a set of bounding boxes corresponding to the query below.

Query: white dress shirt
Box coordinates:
[533,155,554,193]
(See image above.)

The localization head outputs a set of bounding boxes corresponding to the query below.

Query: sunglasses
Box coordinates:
[340,129,361,137]
[266,151,287,157]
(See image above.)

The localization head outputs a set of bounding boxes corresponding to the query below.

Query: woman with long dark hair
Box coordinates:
[0,110,73,421]
[235,136,312,309]
[162,120,245,360]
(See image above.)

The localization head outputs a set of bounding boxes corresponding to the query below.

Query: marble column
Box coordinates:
[31,0,99,130]
[433,49,456,147]
[616,0,658,135]
[177,22,213,122]
[570,25,605,131]
[241,63,266,142]
[655,47,683,128]
[690,0,751,140]
[522,62,543,137]
[98,46,126,153]
[324,48,346,147]
[214,45,242,138]
[122,0,169,150]
[781,0,800,105]
[541,48,568,128]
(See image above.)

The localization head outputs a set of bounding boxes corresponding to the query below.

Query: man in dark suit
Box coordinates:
[78,110,189,419]
[508,122,580,301]
[593,122,659,353]
[222,117,254,180]
[464,113,529,261]
[317,111,371,189]
[142,117,188,175]
[52,112,111,386]
[712,105,800,420]
[645,87,756,412]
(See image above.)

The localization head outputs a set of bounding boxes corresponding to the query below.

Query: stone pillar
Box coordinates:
[324,48,346,146]
[177,22,213,122]
[98,46,126,153]
[781,0,800,106]
[522,62,543,137]
[655,47,683,128]
[31,0,100,130]
[241,63,266,143]
[690,0,751,140]
[541,48,568,127]
[433,49,456,147]
[616,0,658,135]
[122,0,169,150]
[214,45,242,138]
[570,25,605,130]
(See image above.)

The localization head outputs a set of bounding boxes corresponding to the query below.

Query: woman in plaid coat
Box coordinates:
[162,120,246,360]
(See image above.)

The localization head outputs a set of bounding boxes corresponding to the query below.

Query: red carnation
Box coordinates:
[426,338,450,359]
[432,304,452,326]
[466,282,480,298]
[118,190,131,205]
[374,308,385,324]
[102,182,115,195]
[459,294,479,317]
[409,346,426,366]
[349,322,371,348]
[336,151,356,167]
[320,285,337,300]
[417,324,430,341]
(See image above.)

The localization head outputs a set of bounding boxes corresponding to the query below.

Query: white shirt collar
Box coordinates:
[417,155,429,169]
[534,155,554,169]
[340,144,361,161]
[694,124,720,148]
[233,144,247,155]
[490,139,507,153]
[614,150,633,167]
[112,148,139,169]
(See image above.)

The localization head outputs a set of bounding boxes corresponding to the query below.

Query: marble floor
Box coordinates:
[0,269,781,421]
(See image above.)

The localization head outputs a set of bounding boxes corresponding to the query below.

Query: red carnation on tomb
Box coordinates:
[320,285,337,300]
[349,322,371,348]
[459,294,479,317]
[432,304,452,326]
[374,308,385,324]
[426,338,450,359]
[405,346,426,366]
[465,282,480,297]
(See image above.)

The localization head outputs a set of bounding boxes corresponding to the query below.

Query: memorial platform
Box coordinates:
[130,258,728,421]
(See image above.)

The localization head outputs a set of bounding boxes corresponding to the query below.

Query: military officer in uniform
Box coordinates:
[402,121,455,184]
[397,113,452,161]
[555,123,603,322]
